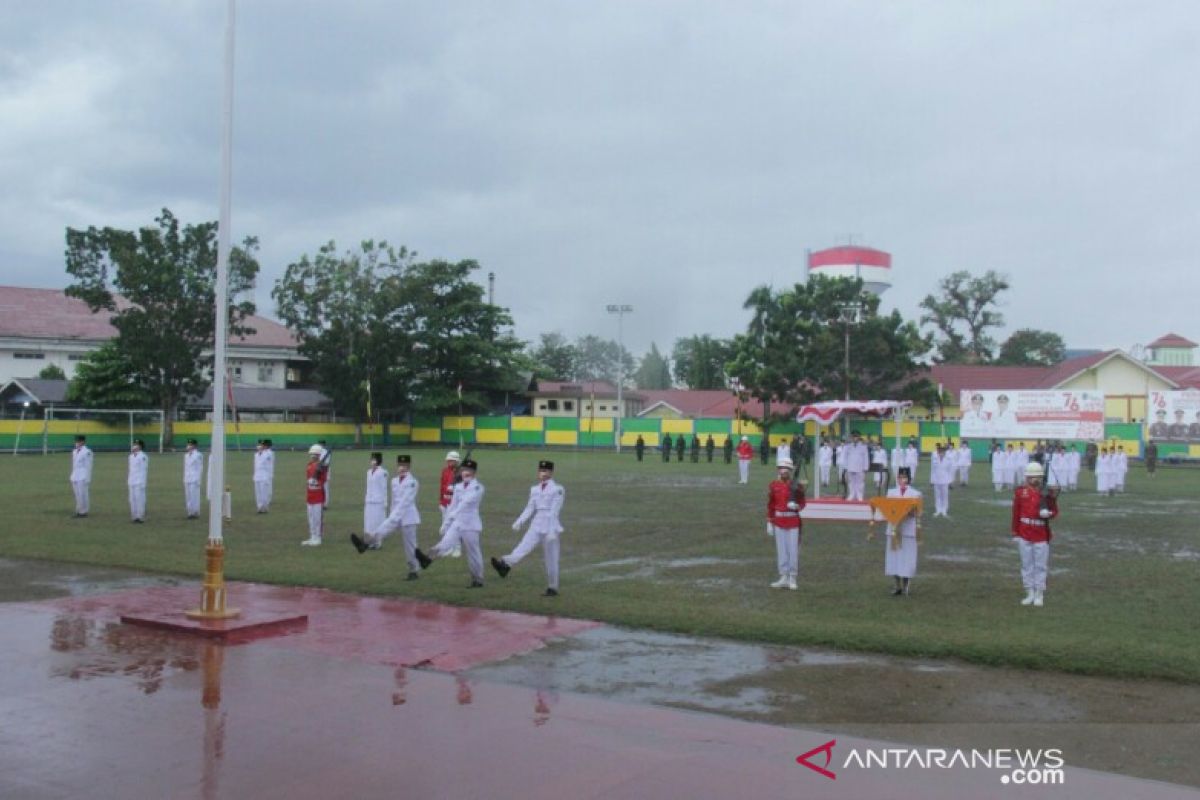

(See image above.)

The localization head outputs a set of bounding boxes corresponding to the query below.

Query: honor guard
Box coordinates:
[253,438,275,513]
[1012,462,1057,607]
[70,435,93,517]
[361,452,389,543]
[301,444,328,546]
[736,436,753,483]
[127,438,148,523]
[183,438,204,519]
[353,455,422,579]
[491,460,566,596]
[416,458,486,587]
[766,458,805,589]
[439,451,464,557]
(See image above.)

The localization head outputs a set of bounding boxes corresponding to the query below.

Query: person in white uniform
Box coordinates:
[70,435,93,517]
[416,458,486,587]
[956,441,972,486]
[817,440,833,487]
[361,452,389,541]
[183,438,204,519]
[253,438,275,513]
[1066,445,1081,490]
[890,441,905,482]
[1096,447,1111,495]
[1114,447,1128,492]
[904,441,920,483]
[491,459,566,597]
[352,454,422,579]
[776,439,791,466]
[843,431,870,501]
[929,443,953,517]
[128,438,148,523]
[883,466,922,596]
[871,441,889,491]
[990,443,1007,491]
[1012,444,1029,488]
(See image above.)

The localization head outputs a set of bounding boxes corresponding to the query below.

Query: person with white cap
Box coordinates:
[735,436,754,484]
[416,458,486,587]
[301,444,328,546]
[765,457,805,589]
[1011,461,1058,607]
[491,459,566,596]
[439,450,464,557]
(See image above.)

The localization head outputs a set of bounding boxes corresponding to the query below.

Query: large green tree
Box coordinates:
[65,341,156,409]
[995,328,1066,366]
[919,270,1010,364]
[672,335,732,389]
[273,242,525,426]
[572,335,635,385]
[64,208,259,441]
[727,275,933,427]
[634,343,672,389]
[528,332,578,381]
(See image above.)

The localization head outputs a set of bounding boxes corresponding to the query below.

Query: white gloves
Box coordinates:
[786,501,799,511]
[1038,509,1051,519]
[767,522,774,535]
[512,521,521,531]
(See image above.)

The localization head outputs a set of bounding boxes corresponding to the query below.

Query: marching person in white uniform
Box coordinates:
[416,458,486,587]
[183,438,204,519]
[883,466,922,596]
[361,452,389,541]
[352,454,422,579]
[929,443,953,517]
[70,435,93,517]
[491,460,566,597]
[253,438,275,513]
[843,431,870,501]
[127,438,148,523]
[955,441,972,486]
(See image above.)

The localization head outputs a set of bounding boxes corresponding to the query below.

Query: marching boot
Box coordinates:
[1021,589,1036,606]
[786,573,798,590]
[770,575,789,589]
[1033,590,1044,607]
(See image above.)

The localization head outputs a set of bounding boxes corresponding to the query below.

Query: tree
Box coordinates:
[726,275,933,428]
[634,343,673,389]
[65,208,260,441]
[529,333,577,381]
[672,335,732,389]
[37,364,67,380]
[65,341,156,409]
[572,335,635,385]
[919,270,1010,363]
[996,328,1066,366]
[273,242,525,426]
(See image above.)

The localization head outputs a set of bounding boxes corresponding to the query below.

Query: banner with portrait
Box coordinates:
[1146,389,1200,441]
[958,390,1105,440]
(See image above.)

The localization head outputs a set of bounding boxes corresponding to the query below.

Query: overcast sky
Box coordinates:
[3,1,1198,359]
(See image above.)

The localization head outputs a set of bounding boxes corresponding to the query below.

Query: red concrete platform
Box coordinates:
[120,607,309,641]
[802,497,878,522]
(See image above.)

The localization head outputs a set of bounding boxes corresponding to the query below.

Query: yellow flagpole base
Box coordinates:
[186,539,241,620]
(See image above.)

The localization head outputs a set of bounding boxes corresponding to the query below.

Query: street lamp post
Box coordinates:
[12,401,29,456]
[837,302,863,402]
[606,304,633,453]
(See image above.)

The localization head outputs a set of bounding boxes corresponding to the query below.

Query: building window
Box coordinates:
[68,354,87,361]
[538,404,547,411]
[233,366,243,378]
[598,405,607,411]
[257,365,274,382]
[14,352,45,360]
[563,400,574,411]
[546,399,559,411]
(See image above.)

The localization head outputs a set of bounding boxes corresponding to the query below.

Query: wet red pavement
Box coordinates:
[2,584,1198,799]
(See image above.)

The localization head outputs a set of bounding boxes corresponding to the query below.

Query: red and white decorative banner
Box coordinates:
[1146,389,1200,441]
[795,400,912,425]
[959,390,1104,440]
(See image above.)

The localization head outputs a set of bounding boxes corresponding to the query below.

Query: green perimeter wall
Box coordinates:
[0,417,1170,458]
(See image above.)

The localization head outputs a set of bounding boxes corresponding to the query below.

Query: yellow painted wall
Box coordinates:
[511,416,543,431]
[732,419,761,435]
[621,431,661,446]
[660,419,694,435]
[580,418,614,433]
[475,428,509,444]
[412,427,440,443]
[442,416,474,431]
[545,430,578,446]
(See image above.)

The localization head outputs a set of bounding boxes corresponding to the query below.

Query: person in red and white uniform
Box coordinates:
[766,458,805,590]
[439,451,463,557]
[1011,461,1058,607]
[301,444,328,546]
[736,436,754,484]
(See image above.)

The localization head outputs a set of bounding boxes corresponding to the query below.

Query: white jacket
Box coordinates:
[71,446,93,482]
[514,479,565,535]
[183,449,204,485]
[128,451,148,487]
[253,448,274,481]
[389,473,421,525]
[443,479,484,532]
[364,466,389,505]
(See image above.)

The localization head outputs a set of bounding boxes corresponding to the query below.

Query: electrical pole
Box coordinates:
[606,304,633,453]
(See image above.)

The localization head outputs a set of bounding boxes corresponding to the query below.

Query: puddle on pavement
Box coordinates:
[0,558,183,602]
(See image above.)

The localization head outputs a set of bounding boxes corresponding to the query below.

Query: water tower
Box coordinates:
[806,245,892,296]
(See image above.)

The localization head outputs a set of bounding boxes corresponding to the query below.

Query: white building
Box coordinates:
[0,286,305,387]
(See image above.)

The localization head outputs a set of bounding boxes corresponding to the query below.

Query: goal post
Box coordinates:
[41,407,166,454]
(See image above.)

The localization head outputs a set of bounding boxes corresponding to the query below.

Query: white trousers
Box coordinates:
[255,479,272,511]
[128,484,146,520]
[772,525,799,577]
[72,480,90,515]
[504,529,561,589]
[307,502,324,540]
[873,470,885,488]
[432,525,483,580]
[933,484,950,515]
[991,469,1005,490]
[1017,539,1050,591]
[184,481,201,516]
[957,465,970,485]
[819,464,831,486]
[738,460,750,484]
[847,471,865,501]
[370,509,420,571]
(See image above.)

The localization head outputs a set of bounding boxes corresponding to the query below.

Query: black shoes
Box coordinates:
[406,571,420,581]
[543,588,559,597]
[415,549,432,569]
[350,534,367,554]
[468,579,484,589]
[491,557,511,578]
[891,587,903,596]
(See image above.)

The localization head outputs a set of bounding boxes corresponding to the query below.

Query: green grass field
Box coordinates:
[2,446,1198,683]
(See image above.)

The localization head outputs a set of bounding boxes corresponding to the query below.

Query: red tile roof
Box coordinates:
[1147,332,1198,349]
[1153,366,1200,390]
[931,350,1178,398]
[0,286,297,349]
